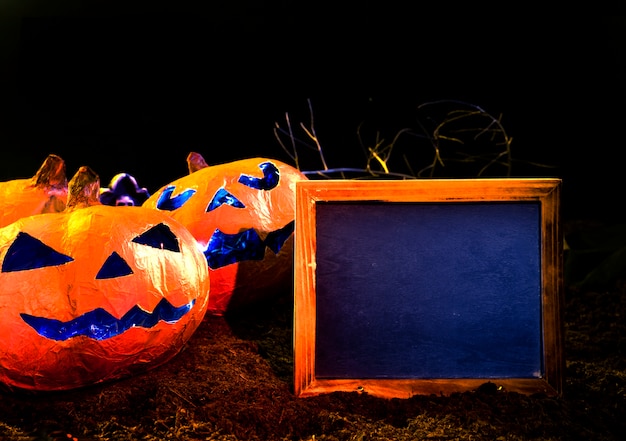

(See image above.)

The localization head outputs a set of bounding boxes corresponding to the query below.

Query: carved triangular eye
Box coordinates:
[132,223,180,252]
[96,251,134,279]
[206,188,245,212]
[2,232,73,272]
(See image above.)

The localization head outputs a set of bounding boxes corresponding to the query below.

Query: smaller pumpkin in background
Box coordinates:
[0,153,68,228]
[143,152,308,315]
[100,172,151,206]
[0,165,210,391]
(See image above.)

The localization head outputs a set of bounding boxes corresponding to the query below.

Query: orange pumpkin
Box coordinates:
[0,154,68,228]
[0,166,210,391]
[143,154,307,315]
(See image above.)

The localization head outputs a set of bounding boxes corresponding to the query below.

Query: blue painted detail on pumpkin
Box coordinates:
[20,298,195,341]
[155,185,196,211]
[206,188,245,212]
[96,251,134,279]
[238,162,280,190]
[204,228,266,269]
[264,221,294,254]
[2,232,74,273]
[203,222,293,269]
[132,223,180,252]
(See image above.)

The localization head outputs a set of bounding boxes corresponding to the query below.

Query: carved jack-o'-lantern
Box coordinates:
[0,166,210,391]
[143,154,307,315]
[0,154,68,228]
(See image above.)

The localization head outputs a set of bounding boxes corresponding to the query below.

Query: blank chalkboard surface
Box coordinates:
[315,202,541,379]
[294,179,564,399]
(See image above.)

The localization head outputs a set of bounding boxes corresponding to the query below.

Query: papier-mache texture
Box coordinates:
[0,166,210,391]
[0,154,68,228]
[143,153,307,315]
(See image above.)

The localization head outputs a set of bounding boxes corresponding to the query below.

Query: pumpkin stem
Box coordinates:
[187,151,209,174]
[66,166,102,209]
[32,154,68,190]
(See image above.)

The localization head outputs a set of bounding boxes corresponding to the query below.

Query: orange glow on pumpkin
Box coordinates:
[0,154,68,228]
[0,166,210,391]
[143,154,307,315]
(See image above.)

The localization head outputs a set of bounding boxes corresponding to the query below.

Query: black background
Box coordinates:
[1,3,625,220]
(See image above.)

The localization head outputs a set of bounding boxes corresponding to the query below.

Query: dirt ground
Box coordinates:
[0,220,624,441]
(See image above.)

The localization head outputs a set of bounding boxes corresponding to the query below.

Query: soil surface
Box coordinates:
[0,220,624,441]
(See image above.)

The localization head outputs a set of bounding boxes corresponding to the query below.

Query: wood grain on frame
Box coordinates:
[293,179,563,399]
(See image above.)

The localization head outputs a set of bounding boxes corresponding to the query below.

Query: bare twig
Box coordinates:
[274,98,550,180]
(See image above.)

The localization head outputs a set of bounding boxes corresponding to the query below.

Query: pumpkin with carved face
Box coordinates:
[0,166,210,391]
[143,154,307,315]
[0,153,68,228]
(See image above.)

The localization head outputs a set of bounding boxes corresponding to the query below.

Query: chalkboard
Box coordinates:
[294,179,563,399]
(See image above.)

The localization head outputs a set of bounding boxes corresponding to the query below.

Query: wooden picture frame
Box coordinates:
[294,178,564,399]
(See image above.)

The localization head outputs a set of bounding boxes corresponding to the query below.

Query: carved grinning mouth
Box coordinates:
[20,298,195,341]
[203,221,294,269]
